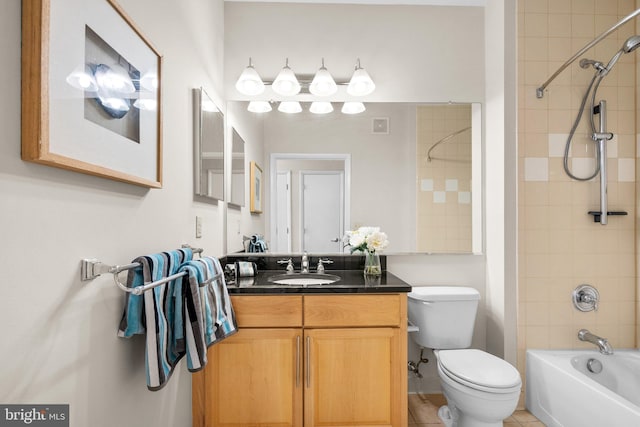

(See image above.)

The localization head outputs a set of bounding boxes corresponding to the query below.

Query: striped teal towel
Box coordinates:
[178,256,238,372]
[117,247,193,391]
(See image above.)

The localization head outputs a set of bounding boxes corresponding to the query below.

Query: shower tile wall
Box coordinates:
[517,0,637,380]
[416,104,472,253]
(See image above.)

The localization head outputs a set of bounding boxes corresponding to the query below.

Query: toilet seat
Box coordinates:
[437,349,521,394]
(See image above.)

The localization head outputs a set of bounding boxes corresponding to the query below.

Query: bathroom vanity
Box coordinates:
[192,258,411,427]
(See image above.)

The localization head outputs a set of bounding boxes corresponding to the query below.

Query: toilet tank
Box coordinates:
[407,286,480,349]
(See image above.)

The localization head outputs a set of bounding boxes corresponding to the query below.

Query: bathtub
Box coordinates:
[526,349,640,427]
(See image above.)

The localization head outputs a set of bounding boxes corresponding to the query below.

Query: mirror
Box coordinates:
[193,88,224,201]
[228,101,482,254]
[229,128,245,207]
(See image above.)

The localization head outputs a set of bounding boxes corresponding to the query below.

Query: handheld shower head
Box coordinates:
[622,35,640,53]
[603,35,640,74]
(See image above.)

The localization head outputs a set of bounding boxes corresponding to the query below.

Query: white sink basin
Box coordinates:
[267,273,341,286]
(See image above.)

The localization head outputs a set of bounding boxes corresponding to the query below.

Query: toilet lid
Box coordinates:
[437,349,521,390]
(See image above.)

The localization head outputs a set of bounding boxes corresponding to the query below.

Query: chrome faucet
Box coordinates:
[301,252,309,273]
[578,329,614,355]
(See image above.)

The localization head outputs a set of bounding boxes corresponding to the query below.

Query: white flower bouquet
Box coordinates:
[343,226,389,254]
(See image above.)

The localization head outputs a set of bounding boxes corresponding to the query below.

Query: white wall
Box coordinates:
[225,102,266,253]
[0,0,224,425]
[224,2,485,103]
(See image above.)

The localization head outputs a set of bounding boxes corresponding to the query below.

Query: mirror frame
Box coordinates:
[193,87,224,202]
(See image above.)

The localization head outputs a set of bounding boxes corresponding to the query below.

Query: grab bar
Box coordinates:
[80,245,222,295]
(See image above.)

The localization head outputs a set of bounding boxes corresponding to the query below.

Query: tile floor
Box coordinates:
[408,394,546,426]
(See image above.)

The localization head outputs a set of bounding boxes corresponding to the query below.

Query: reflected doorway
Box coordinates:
[270,153,351,254]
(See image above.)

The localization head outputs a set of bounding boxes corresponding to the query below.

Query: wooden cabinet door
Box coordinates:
[204,328,303,427]
[304,328,404,427]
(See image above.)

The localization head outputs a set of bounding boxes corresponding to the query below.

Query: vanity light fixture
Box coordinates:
[272,58,301,96]
[341,101,366,114]
[347,59,375,96]
[235,57,266,96]
[248,100,272,113]
[309,58,337,96]
[234,57,375,98]
[309,101,334,114]
[278,100,303,114]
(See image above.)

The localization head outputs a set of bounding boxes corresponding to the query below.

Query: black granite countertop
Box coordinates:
[226,270,411,294]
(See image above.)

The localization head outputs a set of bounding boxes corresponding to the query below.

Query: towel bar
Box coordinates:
[80,245,221,295]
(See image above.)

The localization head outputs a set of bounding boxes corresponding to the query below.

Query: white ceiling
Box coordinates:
[224,0,486,6]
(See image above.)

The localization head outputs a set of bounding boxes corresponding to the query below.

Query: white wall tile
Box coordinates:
[458,191,471,204]
[433,191,446,203]
[618,158,635,182]
[548,133,568,157]
[570,157,597,180]
[524,157,549,181]
[420,179,434,191]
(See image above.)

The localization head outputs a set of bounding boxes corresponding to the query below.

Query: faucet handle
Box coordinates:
[277,258,295,273]
[573,284,599,312]
[316,258,333,273]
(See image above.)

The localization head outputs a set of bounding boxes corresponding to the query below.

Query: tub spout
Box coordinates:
[578,329,614,355]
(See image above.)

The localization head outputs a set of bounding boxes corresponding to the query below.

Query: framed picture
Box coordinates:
[250,161,263,214]
[21,0,163,188]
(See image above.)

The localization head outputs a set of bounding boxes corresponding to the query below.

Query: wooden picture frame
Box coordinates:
[250,161,263,214]
[21,0,163,188]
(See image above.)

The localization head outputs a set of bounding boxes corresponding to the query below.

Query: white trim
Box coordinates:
[270,153,351,253]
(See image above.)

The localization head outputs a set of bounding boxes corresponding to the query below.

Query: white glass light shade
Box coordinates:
[272,61,301,96]
[341,101,366,114]
[133,98,157,111]
[95,63,135,94]
[309,101,333,114]
[235,64,265,96]
[278,101,302,114]
[347,66,375,96]
[100,97,130,112]
[66,64,98,92]
[139,72,158,91]
[248,101,272,113]
[309,64,337,97]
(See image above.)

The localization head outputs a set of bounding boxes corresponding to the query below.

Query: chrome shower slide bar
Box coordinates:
[536,7,640,98]
[80,245,221,295]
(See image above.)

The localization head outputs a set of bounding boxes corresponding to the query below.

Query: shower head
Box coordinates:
[602,35,640,75]
[622,35,640,53]
[579,58,605,71]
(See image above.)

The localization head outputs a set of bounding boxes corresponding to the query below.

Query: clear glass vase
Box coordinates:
[364,251,382,276]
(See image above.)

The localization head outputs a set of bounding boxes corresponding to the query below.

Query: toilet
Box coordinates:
[407,286,521,427]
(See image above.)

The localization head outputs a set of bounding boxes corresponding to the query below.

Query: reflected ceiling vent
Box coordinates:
[372,117,389,134]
